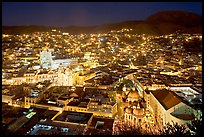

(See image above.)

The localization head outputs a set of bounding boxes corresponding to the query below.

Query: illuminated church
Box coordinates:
[122,84,146,125]
[40,49,77,70]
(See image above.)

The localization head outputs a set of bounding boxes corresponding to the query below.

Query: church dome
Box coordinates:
[122,85,127,92]
[128,91,139,99]
[125,107,133,114]
[133,108,144,116]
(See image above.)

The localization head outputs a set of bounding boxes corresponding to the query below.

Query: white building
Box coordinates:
[2,89,15,105]
[2,77,26,85]
[149,89,198,128]
[122,86,146,125]
[40,49,78,70]
[40,50,53,69]
[52,58,78,70]
[57,67,75,86]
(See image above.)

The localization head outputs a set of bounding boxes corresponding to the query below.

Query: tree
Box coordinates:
[187,118,202,135]
[159,121,191,135]
[114,123,154,135]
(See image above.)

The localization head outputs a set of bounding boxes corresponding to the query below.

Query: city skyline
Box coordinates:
[2,2,202,136]
[2,2,202,27]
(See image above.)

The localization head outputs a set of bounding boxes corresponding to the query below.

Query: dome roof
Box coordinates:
[122,85,127,92]
[128,91,139,99]
[125,107,133,114]
[133,108,144,116]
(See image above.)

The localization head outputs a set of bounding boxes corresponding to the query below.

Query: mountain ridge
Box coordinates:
[2,10,202,35]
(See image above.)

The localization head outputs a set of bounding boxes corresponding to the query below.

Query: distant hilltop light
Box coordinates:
[62,32,69,35]
[3,34,10,37]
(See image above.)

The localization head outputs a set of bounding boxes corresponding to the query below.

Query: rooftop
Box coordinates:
[67,99,90,108]
[151,89,182,110]
[54,111,93,124]
[38,100,64,108]
[42,110,59,120]
[89,117,114,130]
[58,95,72,101]
[169,86,202,106]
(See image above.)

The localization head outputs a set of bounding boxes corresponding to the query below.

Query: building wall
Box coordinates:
[56,69,96,87]
[88,103,117,118]
[149,92,194,128]
[64,102,116,118]
[24,96,40,108]
[149,92,170,127]
[32,103,63,111]
[3,72,57,85]
[57,99,69,106]
[2,77,26,85]
[40,50,53,69]
[52,59,78,70]
[2,95,14,105]
[135,79,145,97]
[93,109,111,117]
[37,73,57,82]
[144,91,150,110]
[76,75,85,85]
[66,105,88,113]
[112,103,118,116]
[146,84,167,90]
[169,86,199,94]
[124,113,144,125]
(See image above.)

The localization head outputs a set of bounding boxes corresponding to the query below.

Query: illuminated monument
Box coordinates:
[40,49,78,70]
[40,49,53,69]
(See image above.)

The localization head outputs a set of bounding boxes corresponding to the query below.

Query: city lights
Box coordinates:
[2,2,202,136]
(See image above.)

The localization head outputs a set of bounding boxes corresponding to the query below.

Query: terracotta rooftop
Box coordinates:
[151,89,182,110]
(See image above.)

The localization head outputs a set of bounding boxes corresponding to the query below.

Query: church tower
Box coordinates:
[40,49,53,69]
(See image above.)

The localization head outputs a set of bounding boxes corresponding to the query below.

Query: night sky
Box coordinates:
[2,2,202,27]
